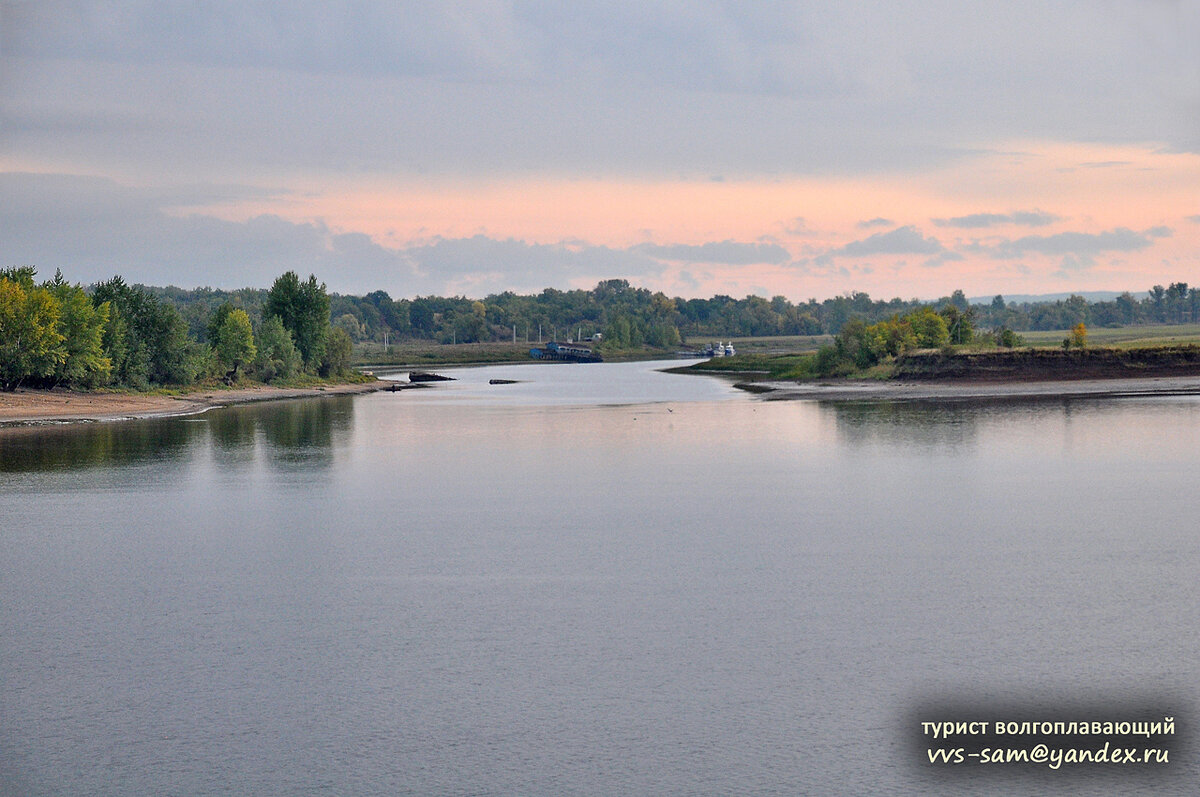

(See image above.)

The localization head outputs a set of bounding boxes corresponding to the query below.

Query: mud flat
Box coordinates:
[0,382,387,427]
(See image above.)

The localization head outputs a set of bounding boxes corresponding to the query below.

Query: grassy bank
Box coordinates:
[1016,323,1200,348]
[893,344,1200,381]
[681,326,1200,384]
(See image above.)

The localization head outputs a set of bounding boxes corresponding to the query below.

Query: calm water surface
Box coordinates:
[2,360,1198,795]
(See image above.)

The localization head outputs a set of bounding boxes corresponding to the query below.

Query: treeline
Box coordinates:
[0,268,352,391]
[148,279,1199,350]
[6,267,1198,391]
[972,283,1198,331]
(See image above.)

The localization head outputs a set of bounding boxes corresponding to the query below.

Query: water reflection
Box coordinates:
[822,393,1200,458]
[0,396,355,475]
[0,417,202,473]
[825,400,985,448]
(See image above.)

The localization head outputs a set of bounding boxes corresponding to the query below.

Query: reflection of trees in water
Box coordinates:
[207,406,261,451]
[209,396,355,470]
[0,418,201,473]
[825,396,1120,449]
[1,397,356,474]
[258,397,353,470]
[825,400,985,449]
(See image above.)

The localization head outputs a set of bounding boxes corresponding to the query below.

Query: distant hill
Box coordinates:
[967,291,1130,305]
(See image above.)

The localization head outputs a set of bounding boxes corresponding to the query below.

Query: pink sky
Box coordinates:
[3,4,1198,300]
[194,141,1200,299]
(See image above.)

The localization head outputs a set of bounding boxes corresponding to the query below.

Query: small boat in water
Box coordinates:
[529,341,603,363]
[699,342,735,357]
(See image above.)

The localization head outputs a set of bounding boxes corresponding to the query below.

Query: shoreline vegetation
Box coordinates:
[6,266,1200,423]
[9,338,1200,427]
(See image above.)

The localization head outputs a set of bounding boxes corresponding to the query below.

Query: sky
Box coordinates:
[2,1,1198,301]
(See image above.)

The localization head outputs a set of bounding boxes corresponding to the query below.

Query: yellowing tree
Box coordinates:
[214,308,257,380]
[0,275,66,390]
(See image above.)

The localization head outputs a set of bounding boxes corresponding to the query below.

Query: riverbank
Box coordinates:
[0,382,387,427]
[747,374,1200,402]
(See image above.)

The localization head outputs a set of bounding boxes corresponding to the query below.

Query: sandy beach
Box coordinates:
[0,382,387,427]
[752,374,1200,402]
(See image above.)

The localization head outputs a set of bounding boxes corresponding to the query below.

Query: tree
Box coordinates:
[92,276,200,387]
[0,274,65,390]
[206,301,234,344]
[940,304,975,345]
[213,308,256,379]
[907,307,950,348]
[334,313,364,341]
[252,315,301,382]
[320,327,353,377]
[264,271,330,369]
[45,273,111,388]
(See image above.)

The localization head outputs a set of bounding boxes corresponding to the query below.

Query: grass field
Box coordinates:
[1017,324,1200,348]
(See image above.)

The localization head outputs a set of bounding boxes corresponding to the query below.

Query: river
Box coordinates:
[1,360,1196,795]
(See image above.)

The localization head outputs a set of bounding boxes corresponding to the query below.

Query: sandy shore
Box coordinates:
[752,374,1200,402]
[0,382,387,427]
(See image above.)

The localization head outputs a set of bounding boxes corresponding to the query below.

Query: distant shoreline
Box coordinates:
[0,382,387,428]
[744,374,1200,402]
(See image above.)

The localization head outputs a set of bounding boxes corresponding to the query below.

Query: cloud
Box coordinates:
[856,217,893,229]
[1187,215,1200,224]
[986,227,1166,259]
[633,240,790,265]
[932,210,1060,228]
[0,172,344,289]
[404,235,664,290]
[6,1,1197,190]
[784,217,813,235]
[0,170,737,297]
[828,226,946,259]
[922,252,966,269]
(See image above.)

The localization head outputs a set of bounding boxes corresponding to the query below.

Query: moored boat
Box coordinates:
[529,341,603,363]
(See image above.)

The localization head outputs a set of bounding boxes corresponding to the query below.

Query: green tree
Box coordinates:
[334,312,364,341]
[213,308,256,379]
[252,315,302,382]
[940,304,975,345]
[320,326,354,377]
[264,272,330,369]
[92,276,200,387]
[206,301,234,344]
[45,273,112,388]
